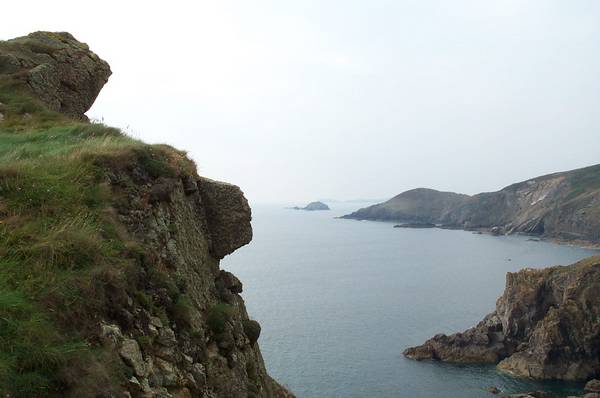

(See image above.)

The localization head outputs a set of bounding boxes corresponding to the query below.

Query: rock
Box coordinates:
[119,339,148,377]
[197,177,252,259]
[0,31,111,119]
[301,201,330,211]
[149,178,176,203]
[404,256,600,380]
[491,226,503,235]
[488,386,501,394]
[182,175,198,195]
[149,316,163,329]
[586,380,600,393]
[217,270,243,294]
[156,327,177,347]
[584,394,600,398]
[99,323,123,349]
[0,112,4,122]
[502,392,557,398]
[154,357,179,386]
[190,363,206,387]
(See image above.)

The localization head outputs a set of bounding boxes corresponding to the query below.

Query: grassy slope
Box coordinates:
[0,81,193,396]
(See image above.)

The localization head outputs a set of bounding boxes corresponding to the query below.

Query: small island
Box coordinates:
[292,201,330,211]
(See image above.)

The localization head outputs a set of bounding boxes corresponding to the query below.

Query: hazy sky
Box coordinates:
[4,1,600,203]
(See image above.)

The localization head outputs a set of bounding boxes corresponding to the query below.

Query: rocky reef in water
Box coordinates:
[342,166,600,245]
[404,255,600,382]
[0,32,293,398]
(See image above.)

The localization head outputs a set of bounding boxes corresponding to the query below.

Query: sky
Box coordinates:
[3,1,600,203]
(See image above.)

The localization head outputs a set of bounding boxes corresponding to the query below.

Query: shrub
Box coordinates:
[242,319,261,345]
[171,294,195,328]
[207,303,234,334]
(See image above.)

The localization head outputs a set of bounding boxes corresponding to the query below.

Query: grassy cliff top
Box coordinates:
[0,80,196,395]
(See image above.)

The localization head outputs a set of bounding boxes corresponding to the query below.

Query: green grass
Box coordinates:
[565,164,600,202]
[207,303,235,335]
[0,80,196,396]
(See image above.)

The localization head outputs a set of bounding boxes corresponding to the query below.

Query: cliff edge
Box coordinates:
[0,32,292,398]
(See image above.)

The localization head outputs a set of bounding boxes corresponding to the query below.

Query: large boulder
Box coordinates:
[0,31,111,119]
[197,177,253,259]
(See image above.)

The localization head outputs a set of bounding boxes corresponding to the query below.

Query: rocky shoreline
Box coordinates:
[404,256,600,384]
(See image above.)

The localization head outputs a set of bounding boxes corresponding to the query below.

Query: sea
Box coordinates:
[223,203,598,398]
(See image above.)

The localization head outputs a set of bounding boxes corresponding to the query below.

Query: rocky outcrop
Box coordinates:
[197,177,253,259]
[0,31,111,119]
[96,164,292,397]
[404,255,600,381]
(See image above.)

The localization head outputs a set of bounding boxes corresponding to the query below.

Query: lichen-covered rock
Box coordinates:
[197,177,253,259]
[0,31,111,119]
[120,339,149,378]
[404,256,600,381]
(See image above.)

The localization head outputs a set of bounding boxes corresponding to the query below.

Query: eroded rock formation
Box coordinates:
[404,256,600,381]
[0,31,111,118]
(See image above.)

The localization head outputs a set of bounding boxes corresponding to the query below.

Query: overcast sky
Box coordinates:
[4,1,600,203]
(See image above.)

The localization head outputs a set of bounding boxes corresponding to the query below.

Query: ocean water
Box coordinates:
[223,204,598,398]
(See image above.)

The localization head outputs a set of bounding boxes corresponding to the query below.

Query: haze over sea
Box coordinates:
[224,203,598,398]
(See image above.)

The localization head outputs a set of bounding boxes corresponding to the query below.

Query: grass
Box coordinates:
[0,79,197,396]
[207,303,235,335]
[564,164,600,202]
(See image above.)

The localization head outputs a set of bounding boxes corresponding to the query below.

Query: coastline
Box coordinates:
[339,216,600,250]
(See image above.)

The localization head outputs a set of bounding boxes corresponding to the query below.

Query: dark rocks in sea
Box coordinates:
[404,255,600,381]
[293,201,330,211]
[393,222,436,229]
[502,392,557,398]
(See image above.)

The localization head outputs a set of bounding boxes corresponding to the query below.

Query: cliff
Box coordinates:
[0,32,292,398]
[342,165,600,244]
[404,255,600,381]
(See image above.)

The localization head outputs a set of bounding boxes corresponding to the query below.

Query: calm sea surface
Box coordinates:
[223,203,598,398]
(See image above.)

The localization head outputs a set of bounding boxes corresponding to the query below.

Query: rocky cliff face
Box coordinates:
[343,165,600,244]
[100,157,292,398]
[0,32,292,398]
[404,255,600,381]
